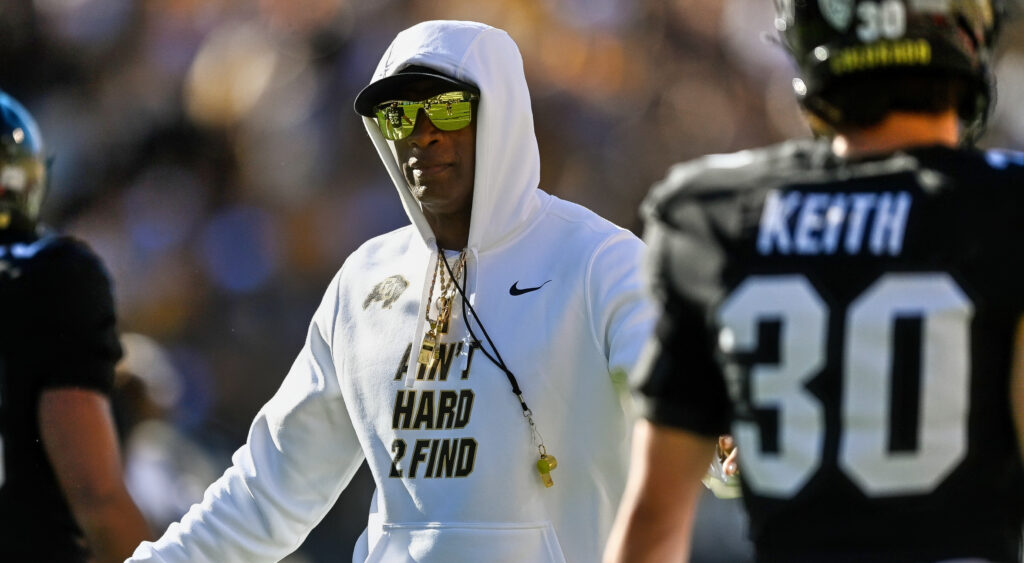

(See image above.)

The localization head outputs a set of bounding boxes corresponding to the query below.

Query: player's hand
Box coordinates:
[718,435,738,477]
[702,434,741,499]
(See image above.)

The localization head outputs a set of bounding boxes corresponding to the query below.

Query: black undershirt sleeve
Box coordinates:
[631,197,732,437]
[33,240,121,394]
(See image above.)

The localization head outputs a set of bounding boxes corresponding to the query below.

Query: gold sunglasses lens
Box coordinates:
[374,91,477,140]
[423,92,474,132]
[375,103,417,141]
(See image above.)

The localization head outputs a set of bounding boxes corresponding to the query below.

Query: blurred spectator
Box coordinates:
[113,332,223,532]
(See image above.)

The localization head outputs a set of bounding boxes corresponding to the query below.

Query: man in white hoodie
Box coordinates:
[129,20,653,563]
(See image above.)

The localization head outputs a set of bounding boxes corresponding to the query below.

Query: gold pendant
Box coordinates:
[418,331,439,369]
[434,298,451,336]
[536,454,558,488]
[431,316,449,337]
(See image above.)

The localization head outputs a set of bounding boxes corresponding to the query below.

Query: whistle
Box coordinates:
[536,454,558,488]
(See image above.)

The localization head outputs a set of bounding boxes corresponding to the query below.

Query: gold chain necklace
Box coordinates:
[418,249,467,370]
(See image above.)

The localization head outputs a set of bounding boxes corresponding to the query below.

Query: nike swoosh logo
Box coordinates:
[509,280,552,296]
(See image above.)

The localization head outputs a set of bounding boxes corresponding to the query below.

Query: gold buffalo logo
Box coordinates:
[363,275,410,310]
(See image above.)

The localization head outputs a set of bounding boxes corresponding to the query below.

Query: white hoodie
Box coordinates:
[130,20,654,563]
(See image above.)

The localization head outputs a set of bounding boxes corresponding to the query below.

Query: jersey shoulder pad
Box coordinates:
[643,139,823,224]
[14,233,113,287]
[984,149,1024,172]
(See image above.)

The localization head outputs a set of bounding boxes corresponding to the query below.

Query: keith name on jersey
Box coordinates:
[757,189,912,256]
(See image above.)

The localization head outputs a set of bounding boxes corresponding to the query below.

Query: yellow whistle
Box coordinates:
[536,454,558,488]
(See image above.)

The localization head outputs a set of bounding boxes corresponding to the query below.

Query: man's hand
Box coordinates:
[718,435,739,477]
[702,434,740,499]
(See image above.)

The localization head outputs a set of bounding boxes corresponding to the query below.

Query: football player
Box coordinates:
[0,91,150,561]
[605,1,1024,561]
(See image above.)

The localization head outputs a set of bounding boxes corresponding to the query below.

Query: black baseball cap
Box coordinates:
[353,65,480,117]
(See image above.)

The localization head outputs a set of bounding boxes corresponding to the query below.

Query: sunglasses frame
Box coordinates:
[373,91,479,141]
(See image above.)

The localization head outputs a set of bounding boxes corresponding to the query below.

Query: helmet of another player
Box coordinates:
[0,91,46,232]
[774,0,1002,139]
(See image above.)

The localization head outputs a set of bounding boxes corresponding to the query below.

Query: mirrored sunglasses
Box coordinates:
[374,91,479,141]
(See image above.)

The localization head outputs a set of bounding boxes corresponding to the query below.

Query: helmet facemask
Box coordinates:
[0,92,47,232]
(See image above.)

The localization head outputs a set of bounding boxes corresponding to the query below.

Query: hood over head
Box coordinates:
[358,20,541,253]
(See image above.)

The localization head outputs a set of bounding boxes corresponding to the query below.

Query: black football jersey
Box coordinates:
[0,232,122,561]
[635,139,1024,562]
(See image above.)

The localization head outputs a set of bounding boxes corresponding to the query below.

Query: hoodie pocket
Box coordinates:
[364,520,567,563]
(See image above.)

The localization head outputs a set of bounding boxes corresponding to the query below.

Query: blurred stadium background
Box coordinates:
[2,0,1022,561]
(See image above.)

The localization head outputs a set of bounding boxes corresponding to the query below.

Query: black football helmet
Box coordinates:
[774,0,1002,138]
[0,91,46,231]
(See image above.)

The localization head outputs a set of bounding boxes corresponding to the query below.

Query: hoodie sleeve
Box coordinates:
[586,231,656,377]
[128,273,365,563]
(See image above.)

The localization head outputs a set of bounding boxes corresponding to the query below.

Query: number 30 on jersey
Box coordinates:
[718,273,972,498]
